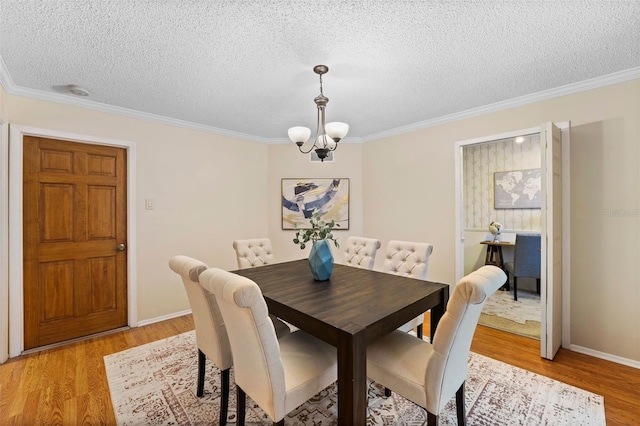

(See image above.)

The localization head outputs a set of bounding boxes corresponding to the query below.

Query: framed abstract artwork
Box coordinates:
[281,178,350,230]
[494,168,541,209]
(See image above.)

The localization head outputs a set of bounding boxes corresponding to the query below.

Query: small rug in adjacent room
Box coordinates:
[104,331,605,425]
[479,288,541,339]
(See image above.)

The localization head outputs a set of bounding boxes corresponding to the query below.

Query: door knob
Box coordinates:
[116,243,126,251]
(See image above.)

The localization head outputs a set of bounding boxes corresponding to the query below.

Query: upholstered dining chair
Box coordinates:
[342,236,381,270]
[366,265,506,426]
[233,238,300,331]
[233,238,275,269]
[198,267,338,426]
[504,233,541,301]
[383,240,434,339]
[168,255,290,425]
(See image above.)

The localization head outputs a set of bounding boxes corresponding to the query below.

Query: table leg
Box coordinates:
[484,246,492,264]
[485,245,506,270]
[430,287,450,341]
[497,246,504,269]
[337,327,367,425]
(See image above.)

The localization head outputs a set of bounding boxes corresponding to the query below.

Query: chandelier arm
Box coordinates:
[297,142,318,154]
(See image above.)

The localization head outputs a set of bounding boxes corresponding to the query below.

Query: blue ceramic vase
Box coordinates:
[308,240,334,281]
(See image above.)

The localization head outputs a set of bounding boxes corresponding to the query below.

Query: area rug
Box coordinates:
[104,331,605,425]
[479,289,541,339]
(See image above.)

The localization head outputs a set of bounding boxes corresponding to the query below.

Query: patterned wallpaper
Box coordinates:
[463,135,541,231]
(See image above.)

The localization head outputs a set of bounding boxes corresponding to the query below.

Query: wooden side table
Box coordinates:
[480,240,513,289]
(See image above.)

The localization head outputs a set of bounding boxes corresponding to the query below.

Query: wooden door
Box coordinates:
[540,122,563,360]
[23,136,127,349]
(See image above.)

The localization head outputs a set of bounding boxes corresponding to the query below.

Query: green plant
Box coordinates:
[293,212,340,250]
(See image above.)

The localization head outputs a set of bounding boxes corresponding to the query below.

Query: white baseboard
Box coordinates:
[570,344,640,370]
[136,309,192,327]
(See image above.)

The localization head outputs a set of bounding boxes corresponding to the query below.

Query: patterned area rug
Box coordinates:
[104,331,605,425]
[479,289,541,339]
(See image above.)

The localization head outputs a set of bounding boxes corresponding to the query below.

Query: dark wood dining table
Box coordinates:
[233,259,450,425]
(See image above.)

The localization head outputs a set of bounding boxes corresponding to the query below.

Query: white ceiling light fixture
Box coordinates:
[67,84,90,97]
[288,65,349,162]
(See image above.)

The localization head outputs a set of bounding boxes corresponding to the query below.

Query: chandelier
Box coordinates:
[288,65,349,162]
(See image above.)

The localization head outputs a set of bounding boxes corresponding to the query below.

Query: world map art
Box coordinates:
[494,169,541,209]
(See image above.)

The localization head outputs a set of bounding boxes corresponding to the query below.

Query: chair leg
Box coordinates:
[536,278,541,295]
[237,386,246,426]
[416,324,423,339]
[513,277,518,301]
[384,387,392,397]
[427,411,439,426]
[220,368,230,426]
[456,382,466,426]
[197,349,206,397]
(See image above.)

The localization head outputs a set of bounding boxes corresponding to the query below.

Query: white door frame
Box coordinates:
[454,122,571,349]
[7,125,138,358]
[0,120,9,363]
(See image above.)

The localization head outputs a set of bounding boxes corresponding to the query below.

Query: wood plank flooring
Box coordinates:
[469,324,640,425]
[1,314,638,425]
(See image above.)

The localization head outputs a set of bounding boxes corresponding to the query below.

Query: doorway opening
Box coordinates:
[454,122,570,360]
[461,133,542,340]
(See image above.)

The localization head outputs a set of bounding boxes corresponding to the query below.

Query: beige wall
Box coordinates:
[363,79,640,362]
[3,89,270,321]
[267,143,363,264]
[0,86,5,117]
[2,78,639,364]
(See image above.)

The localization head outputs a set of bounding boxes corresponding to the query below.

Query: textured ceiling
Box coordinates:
[1,1,639,142]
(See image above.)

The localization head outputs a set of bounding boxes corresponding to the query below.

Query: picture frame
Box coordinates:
[282,178,349,230]
[494,168,541,209]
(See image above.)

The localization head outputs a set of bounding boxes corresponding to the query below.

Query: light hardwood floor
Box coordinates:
[1,314,638,425]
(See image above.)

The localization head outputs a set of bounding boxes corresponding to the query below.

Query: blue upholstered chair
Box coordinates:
[504,234,541,301]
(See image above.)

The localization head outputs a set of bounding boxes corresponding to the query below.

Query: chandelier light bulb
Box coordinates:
[317,134,336,150]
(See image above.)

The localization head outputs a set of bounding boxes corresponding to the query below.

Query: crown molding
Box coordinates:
[0,56,16,93]
[1,55,638,145]
[360,66,640,142]
[0,57,271,144]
